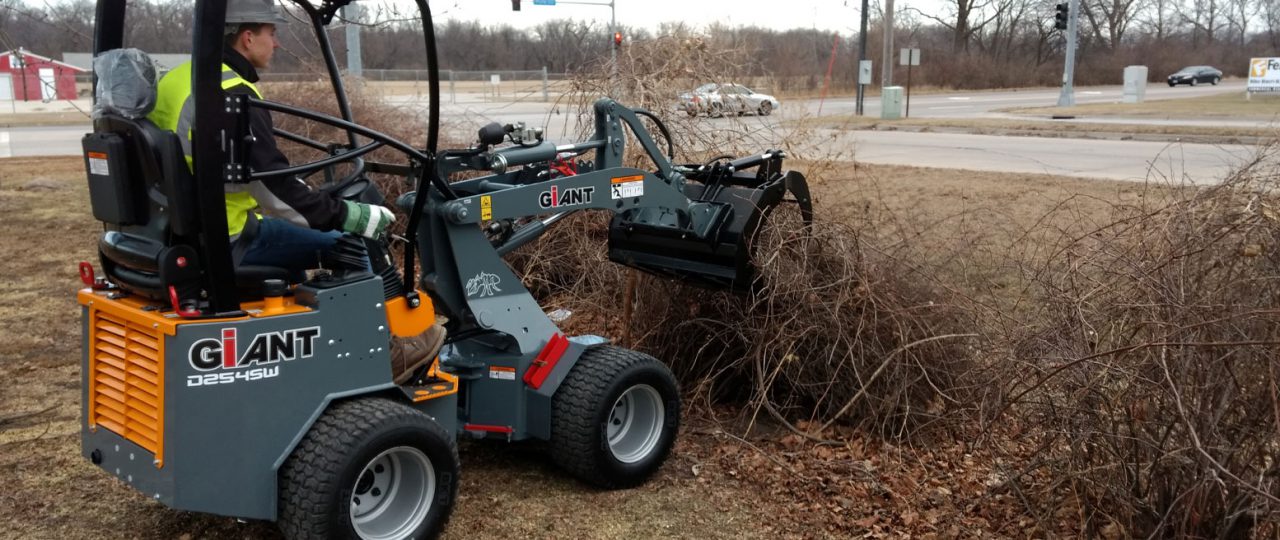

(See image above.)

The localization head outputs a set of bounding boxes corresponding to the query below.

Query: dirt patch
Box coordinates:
[0,155,1156,538]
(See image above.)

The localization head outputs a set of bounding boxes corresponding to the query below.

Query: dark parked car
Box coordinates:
[1167,65,1222,86]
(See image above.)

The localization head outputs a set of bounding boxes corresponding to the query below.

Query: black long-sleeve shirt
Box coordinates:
[223,47,347,232]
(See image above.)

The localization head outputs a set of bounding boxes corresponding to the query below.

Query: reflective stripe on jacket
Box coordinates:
[149,62,262,237]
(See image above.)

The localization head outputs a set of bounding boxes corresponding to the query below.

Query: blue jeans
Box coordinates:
[238,217,359,280]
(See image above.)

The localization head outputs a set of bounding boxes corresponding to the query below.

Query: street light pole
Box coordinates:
[857,0,869,115]
[881,0,894,87]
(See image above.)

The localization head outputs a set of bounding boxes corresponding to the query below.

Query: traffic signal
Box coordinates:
[1054,3,1069,30]
[512,0,521,10]
[613,31,623,49]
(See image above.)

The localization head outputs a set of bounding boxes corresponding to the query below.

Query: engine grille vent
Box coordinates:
[89,310,163,460]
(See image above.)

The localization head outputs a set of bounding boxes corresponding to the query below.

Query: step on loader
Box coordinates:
[76,1,812,538]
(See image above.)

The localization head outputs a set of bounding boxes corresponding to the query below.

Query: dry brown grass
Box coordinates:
[1007,91,1280,120]
[0,110,92,127]
[810,115,1280,144]
[9,146,1279,536]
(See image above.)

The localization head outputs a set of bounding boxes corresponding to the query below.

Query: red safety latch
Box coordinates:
[78,262,108,290]
[168,285,203,318]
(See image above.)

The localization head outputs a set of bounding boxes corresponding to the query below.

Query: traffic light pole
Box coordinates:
[1056,0,1079,107]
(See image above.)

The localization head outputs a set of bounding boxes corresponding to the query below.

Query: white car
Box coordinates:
[678,83,780,117]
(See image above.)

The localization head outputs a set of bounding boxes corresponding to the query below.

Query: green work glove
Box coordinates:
[341,200,395,240]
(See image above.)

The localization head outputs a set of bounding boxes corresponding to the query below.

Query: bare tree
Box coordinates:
[1222,0,1258,46]
[1180,0,1226,45]
[1265,0,1280,48]
[1081,0,1145,49]
[1135,0,1178,40]
[911,0,1005,50]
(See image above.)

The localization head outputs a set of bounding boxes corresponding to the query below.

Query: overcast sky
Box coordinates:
[416,0,916,35]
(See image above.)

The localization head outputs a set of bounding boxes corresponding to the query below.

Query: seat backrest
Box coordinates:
[86,49,292,303]
[86,48,199,239]
[89,114,200,238]
[85,49,201,299]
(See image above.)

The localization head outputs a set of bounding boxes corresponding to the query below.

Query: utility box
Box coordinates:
[880,86,904,120]
[1123,66,1148,103]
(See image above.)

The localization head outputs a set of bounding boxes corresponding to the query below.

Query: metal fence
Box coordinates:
[73,68,575,103]
[257,68,571,103]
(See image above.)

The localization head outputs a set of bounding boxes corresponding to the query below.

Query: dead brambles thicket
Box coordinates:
[998,146,1280,536]
[269,44,1280,536]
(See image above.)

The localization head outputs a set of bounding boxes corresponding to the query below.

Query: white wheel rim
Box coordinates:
[350,446,436,540]
[606,384,665,464]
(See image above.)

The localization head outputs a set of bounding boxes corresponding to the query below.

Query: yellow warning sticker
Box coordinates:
[480,195,492,220]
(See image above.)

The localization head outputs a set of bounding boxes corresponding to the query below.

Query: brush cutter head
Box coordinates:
[608,168,812,291]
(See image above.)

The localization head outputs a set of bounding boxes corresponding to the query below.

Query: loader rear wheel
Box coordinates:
[550,345,680,489]
[279,397,459,540]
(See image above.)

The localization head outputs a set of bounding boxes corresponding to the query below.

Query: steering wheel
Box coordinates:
[309,155,369,201]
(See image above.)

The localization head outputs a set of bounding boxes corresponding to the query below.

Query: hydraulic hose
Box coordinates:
[633,108,675,161]
[402,0,443,297]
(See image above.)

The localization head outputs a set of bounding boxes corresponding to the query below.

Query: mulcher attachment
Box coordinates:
[607,152,813,291]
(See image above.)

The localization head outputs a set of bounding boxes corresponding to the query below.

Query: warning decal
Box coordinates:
[87,152,109,176]
[610,175,644,199]
[489,366,516,380]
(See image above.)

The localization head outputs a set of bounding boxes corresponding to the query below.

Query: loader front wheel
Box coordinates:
[279,397,459,540]
[550,346,680,488]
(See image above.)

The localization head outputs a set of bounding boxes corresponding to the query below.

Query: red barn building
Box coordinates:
[0,48,86,102]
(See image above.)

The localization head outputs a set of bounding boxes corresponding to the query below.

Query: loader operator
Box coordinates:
[148,0,393,278]
[150,0,440,384]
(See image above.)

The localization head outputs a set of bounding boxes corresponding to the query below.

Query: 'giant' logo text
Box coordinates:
[188,327,321,371]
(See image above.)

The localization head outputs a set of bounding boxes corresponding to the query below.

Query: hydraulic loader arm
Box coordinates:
[436,98,727,241]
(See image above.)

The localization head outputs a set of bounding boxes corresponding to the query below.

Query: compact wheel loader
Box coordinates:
[77,1,812,538]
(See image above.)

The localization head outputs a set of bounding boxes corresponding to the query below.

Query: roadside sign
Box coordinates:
[1248,58,1280,93]
[533,0,556,4]
[898,49,921,117]
[899,48,920,66]
[858,60,872,85]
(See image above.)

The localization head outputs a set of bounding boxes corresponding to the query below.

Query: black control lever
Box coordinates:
[477,122,507,147]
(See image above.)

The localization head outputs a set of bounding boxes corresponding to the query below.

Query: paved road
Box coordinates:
[808,80,1250,118]
[0,125,87,158]
[1,82,1264,184]
[836,129,1260,183]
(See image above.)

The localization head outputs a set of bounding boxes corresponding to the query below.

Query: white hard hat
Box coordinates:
[226,0,289,26]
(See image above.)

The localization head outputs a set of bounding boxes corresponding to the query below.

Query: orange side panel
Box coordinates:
[81,289,169,467]
[385,292,436,338]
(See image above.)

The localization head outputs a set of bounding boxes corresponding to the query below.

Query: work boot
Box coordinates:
[390,323,447,385]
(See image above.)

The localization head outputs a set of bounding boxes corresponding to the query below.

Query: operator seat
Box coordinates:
[85,48,289,302]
